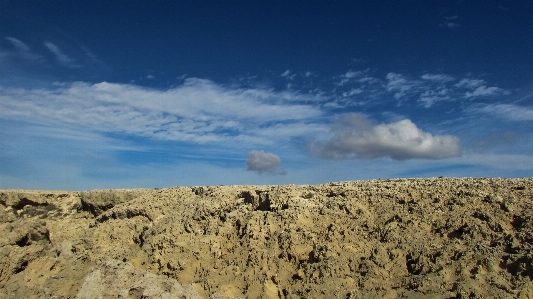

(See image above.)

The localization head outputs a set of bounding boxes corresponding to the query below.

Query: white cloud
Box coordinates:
[455,78,485,89]
[516,91,533,102]
[421,74,455,83]
[281,70,296,80]
[0,79,325,145]
[336,70,369,86]
[343,71,362,78]
[439,22,460,28]
[357,76,373,83]
[384,73,509,106]
[386,73,420,99]
[310,113,461,160]
[465,86,505,98]
[246,150,285,175]
[81,45,105,66]
[2,36,44,64]
[5,36,30,52]
[419,88,451,108]
[342,88,363,97]
[44,42,80,68]
[479,104,533,121]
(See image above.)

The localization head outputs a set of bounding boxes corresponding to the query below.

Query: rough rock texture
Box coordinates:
[1,178,532,298]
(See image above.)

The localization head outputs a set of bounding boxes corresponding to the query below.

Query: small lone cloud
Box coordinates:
[439,22,460,28]
[440,16,460,28]
[309,113,461,160]
[246,150,286,175]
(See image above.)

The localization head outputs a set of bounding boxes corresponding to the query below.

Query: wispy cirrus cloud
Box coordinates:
[5,37,30,52]
[337,70,369,86]
[454,78,508,98]
[421,73,455,83]
[419,88,451,108]
[439,22,460,28]
[386,72,421,99]
[326,70,509,108]
[440,15,460,28]
[465,86,506,98]
[478,104,533,121]
[454,78,485,88]
[281,69,296,80]
[0,78,326,145]
[44,42,80,68]
[1,36,45,64]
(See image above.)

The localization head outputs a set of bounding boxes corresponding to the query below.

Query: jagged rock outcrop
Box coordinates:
[1,178,532,298]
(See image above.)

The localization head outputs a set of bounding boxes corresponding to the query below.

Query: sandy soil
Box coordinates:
[0,178,532,298]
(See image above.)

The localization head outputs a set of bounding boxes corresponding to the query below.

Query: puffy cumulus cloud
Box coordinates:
[0,79,324,145]
[310,113,461,160]
[246,150,286,175]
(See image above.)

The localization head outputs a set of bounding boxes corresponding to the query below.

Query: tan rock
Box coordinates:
[0,178,532,298]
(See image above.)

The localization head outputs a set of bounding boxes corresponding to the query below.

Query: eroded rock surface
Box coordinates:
[1,178,532,298]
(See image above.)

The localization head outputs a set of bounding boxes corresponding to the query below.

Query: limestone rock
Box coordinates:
[1,178,532,298]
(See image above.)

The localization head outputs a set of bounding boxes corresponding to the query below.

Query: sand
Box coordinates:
[0,178,532,298]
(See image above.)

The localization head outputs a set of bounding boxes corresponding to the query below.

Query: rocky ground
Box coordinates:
[0,178,532,298]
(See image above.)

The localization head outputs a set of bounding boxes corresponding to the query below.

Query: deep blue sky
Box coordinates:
[1,0,532,190]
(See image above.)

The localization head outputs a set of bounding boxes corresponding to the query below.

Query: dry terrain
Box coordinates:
[1,178,532,298]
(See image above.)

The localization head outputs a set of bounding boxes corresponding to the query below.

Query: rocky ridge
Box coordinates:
[1,178,532,298]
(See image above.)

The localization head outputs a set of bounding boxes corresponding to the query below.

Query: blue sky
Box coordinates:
[1,1,533,190]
